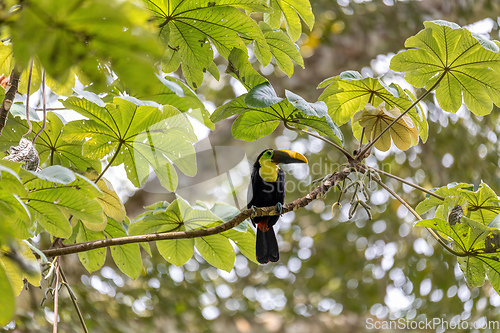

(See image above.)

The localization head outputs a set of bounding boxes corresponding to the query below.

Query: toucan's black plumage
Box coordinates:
[247,149,308,264]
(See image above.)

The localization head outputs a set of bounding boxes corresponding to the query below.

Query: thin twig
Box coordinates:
[41,166,353,257]
[32,69,46,143]
[368,166,445,201]
[357,74,446,160]
[299,129,353,161]
[52,258,60,333]
[373,177,465,257]
[23,59,35,138]
[59,268,89,333]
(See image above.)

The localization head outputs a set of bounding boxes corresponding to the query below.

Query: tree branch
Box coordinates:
[0,69,21,137]
[41,166,353,257]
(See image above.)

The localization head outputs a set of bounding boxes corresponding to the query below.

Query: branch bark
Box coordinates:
[41,166,353,257]
[0,69,21,136]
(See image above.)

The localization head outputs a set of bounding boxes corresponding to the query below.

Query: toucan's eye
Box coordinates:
[265,151,272,156]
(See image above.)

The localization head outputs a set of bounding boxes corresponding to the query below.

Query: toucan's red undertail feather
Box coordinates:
[257,218,270,232]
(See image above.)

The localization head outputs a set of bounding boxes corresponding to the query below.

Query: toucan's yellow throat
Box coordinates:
[258,149,308,182]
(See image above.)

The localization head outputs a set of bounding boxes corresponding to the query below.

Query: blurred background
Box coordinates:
[6,0,500,332]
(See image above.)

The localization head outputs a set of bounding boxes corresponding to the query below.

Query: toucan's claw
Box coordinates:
[250,205,257,213]
[276,202,283,216]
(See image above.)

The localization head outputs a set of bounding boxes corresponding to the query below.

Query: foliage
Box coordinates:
[0,0,500,331]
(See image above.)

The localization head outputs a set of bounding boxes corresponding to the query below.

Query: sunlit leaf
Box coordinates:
[195,234,235,272]
[76,222,106,273]
[264,0,314,42]
[390,20,500,116]
[104,218,142,279]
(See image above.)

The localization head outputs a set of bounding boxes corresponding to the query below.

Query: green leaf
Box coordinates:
[390,20,500,116]
[245,82,283,108]
[157,238,195,267]
[482,254,500,295]
[11,0,163,95]
[254,21,304,76]
[21,168,105,235]
[147,0,268,88]
[76,222,106,273]
[134,75,214,130]
[318,72,427,143]
[416,182,473,215]
[285,90,343,143]
[458,256,486,288]
[195,234,235,272]
[458,182,500,224]
[104,218,142,279]
[62,97,197,191]
[222,228,258,264]
[0,262,15,326]
[264,0,314,42]
[226,48,267,91]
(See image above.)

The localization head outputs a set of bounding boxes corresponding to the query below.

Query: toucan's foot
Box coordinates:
[276,202,283,215]
[250,205,257,213]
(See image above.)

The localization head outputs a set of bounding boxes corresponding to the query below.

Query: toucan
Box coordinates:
[247,149,308,264]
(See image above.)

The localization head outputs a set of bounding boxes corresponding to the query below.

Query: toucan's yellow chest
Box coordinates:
[259,159,280,182]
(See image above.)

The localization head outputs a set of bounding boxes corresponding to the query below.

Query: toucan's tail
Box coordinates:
[256,228,279,264]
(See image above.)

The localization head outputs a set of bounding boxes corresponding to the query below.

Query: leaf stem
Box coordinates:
[95,142,123,183]
[368,166,444,200]
[0,69,21,137]
[357,74,446,160]
[59,268,89,333]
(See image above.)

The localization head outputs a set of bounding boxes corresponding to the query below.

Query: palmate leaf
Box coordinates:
[213,82,343,143]
[129,196,252,270]
[135,75,214,129]
[391,20,500,116]
[0,163,30,233]
[458,182,500,224]
[0,111,100,172]
[62,96,197,191]
[19,166,105,237]
[146,0,269,88]
[416,182,473,215]
[318,71,428,143]
[264,0,315,42]
[10,0,163,95]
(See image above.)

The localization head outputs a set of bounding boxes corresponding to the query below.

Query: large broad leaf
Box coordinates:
[318,71,428,143]
[214,83,343,143]
[0,111,100,172]
[10,0,163,95]
[416,182,473,215]
[76,222,106,273]
[104,218,142,279]
[225,49,267,91]
[62,97,197,191]
[195,234,235,272]
[264,0,314,42]
[146,0,269,88]
[0,163,30,235]
[135,75,213,129]
[20,167,104,237]
[253,21,304,77]
[0,263,15,326]
[458,182,500,224]
[390,20,500,116]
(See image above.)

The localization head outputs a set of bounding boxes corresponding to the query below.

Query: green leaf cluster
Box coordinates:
[129,196,257,271]
[211,82,343,143]
[416,182,500,293]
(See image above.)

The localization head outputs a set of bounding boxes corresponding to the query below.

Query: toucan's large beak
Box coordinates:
[272,150,308,164]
